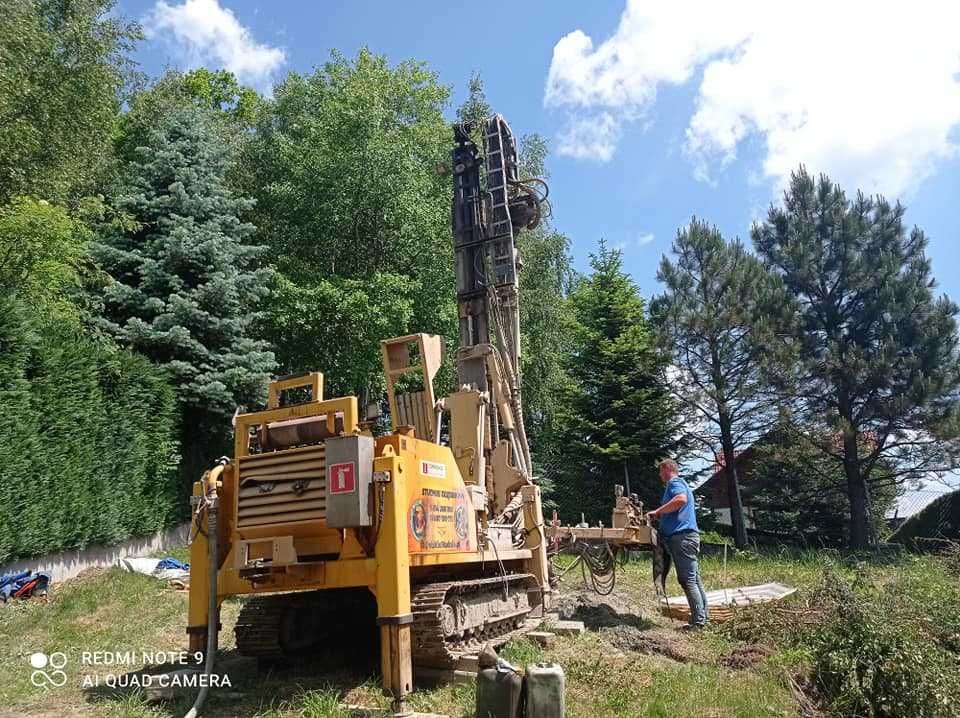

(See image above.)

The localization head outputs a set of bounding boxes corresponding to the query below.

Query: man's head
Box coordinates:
[657,458,679,484]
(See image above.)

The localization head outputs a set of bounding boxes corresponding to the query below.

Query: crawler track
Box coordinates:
[234,574,537,669]
[411,573,536,667]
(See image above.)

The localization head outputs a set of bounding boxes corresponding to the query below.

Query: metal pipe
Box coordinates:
[183,460,225,718]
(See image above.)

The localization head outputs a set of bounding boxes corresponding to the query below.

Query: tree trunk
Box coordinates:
[719,414,749,549]
[842,428,871,550]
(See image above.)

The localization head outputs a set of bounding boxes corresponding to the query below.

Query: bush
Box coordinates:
[0,301,182,563]
[810,577,960,717]
[720,559,960,717]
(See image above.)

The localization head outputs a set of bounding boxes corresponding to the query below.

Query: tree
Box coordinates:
[747,424,897,547]
[753,168,960,550]
[0,0,139,204]
[652,219,789,548]
[241,50,454,399]
[0,197,89,318]
[552,243,677,520]
[117,69,260,167]
[91,105,275,474]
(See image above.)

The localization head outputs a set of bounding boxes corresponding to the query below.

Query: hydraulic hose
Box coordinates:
[183,461,224,718]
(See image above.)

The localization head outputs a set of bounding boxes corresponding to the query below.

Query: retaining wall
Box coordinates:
[1,522,191,584]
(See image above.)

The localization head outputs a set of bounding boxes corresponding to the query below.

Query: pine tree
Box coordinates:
[753,168,960,550]
[92,105,275,472]
[554,243,677,520]
[652,219,790,548]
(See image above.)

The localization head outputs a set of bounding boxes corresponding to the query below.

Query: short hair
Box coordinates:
[656,458,679,471]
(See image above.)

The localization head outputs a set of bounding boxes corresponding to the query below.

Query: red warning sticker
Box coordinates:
[328,461,356,494]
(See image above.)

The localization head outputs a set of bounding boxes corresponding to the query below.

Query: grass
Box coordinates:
[0,546,950,717]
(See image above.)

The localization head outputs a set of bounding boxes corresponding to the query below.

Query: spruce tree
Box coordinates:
[652,219,790,548]
[753,168,960,550]
[92,105,275,472]
[554,243,677,520]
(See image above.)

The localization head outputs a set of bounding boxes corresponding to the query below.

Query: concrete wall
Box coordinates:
[1,522,191,584]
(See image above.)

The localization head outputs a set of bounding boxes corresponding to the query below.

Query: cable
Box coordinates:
[568,539,618,596]
[488,534,510,601]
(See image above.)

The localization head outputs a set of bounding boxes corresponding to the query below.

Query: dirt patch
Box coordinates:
[557,590,651,630]
[599,625,696,663]
[719,643,774,669]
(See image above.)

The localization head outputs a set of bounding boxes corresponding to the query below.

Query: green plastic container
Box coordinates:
[476,665,523,718]
[524,662,565,718]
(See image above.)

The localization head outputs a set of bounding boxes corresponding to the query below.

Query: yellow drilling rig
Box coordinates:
[185,115,560,715]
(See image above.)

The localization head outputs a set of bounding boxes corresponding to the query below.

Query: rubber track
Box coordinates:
[235,574,536,668]
[411,573,535,668]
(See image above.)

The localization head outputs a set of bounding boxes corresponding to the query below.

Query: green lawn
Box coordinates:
[0,548,944,717]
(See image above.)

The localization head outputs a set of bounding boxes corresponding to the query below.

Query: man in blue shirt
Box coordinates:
[646,458,709,628]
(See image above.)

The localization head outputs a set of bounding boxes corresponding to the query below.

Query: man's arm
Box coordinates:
[646,491,688,522]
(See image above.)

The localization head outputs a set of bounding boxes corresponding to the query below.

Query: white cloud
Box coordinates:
[545,1,960,196]
[556,112,621,161]
[614,231,655,253]
[145,0,286,90]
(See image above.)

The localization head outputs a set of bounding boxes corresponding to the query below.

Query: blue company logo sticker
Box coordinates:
[410,499,427,541]
[30,652,67,688]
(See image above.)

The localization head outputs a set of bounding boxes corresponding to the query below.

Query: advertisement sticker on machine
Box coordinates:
[419,460,446,478]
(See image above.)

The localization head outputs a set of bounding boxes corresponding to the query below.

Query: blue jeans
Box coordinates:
[668,531,709,626]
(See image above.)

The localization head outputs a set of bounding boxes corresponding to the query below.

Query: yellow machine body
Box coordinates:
[187,336,551,706]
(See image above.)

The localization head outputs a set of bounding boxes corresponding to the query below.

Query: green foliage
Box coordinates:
[549,243,676,518]
[0,197,88,317]
[723,559,960,718]
[749,427,897,547]
[92,105,276,423]
[809,571,960,717]
[0,301,181,563]
[267,273,417,399]
[891,489,960,547]
[653,218,791,546]
[753,168,960,549]
[117,68,260,168]
[242,49,454,395]
[0,0,139,204]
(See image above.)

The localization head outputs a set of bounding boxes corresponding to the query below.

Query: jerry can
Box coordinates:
[476,665,523,718]
[524,662,565,718]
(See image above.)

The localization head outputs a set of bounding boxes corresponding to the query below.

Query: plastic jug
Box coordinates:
[476,664,523,718]
[525,662,565,718]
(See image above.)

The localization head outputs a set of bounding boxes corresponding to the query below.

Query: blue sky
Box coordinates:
[122,0,960,496]
[123,0,960,306]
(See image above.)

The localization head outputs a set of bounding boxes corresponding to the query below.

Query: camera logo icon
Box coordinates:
[29,652,67,688]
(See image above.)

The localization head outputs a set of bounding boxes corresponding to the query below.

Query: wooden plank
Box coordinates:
[527,631,556,648]
[550,620,584,636]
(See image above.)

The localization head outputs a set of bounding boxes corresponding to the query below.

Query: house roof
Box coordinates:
[886,489,950,520]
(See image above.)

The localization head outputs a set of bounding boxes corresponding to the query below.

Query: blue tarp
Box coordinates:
[156,557,189,571]
[0,570,50,601]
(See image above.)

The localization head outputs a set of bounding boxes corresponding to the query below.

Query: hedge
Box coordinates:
[890,489,960,549]
[0,301,183,564]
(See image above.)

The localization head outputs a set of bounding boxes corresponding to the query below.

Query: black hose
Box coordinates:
[184,475,220,718]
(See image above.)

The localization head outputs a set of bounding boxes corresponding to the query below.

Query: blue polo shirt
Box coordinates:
[660,478,698,538]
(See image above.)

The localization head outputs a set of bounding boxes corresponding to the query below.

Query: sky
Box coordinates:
[123,0,960,496]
